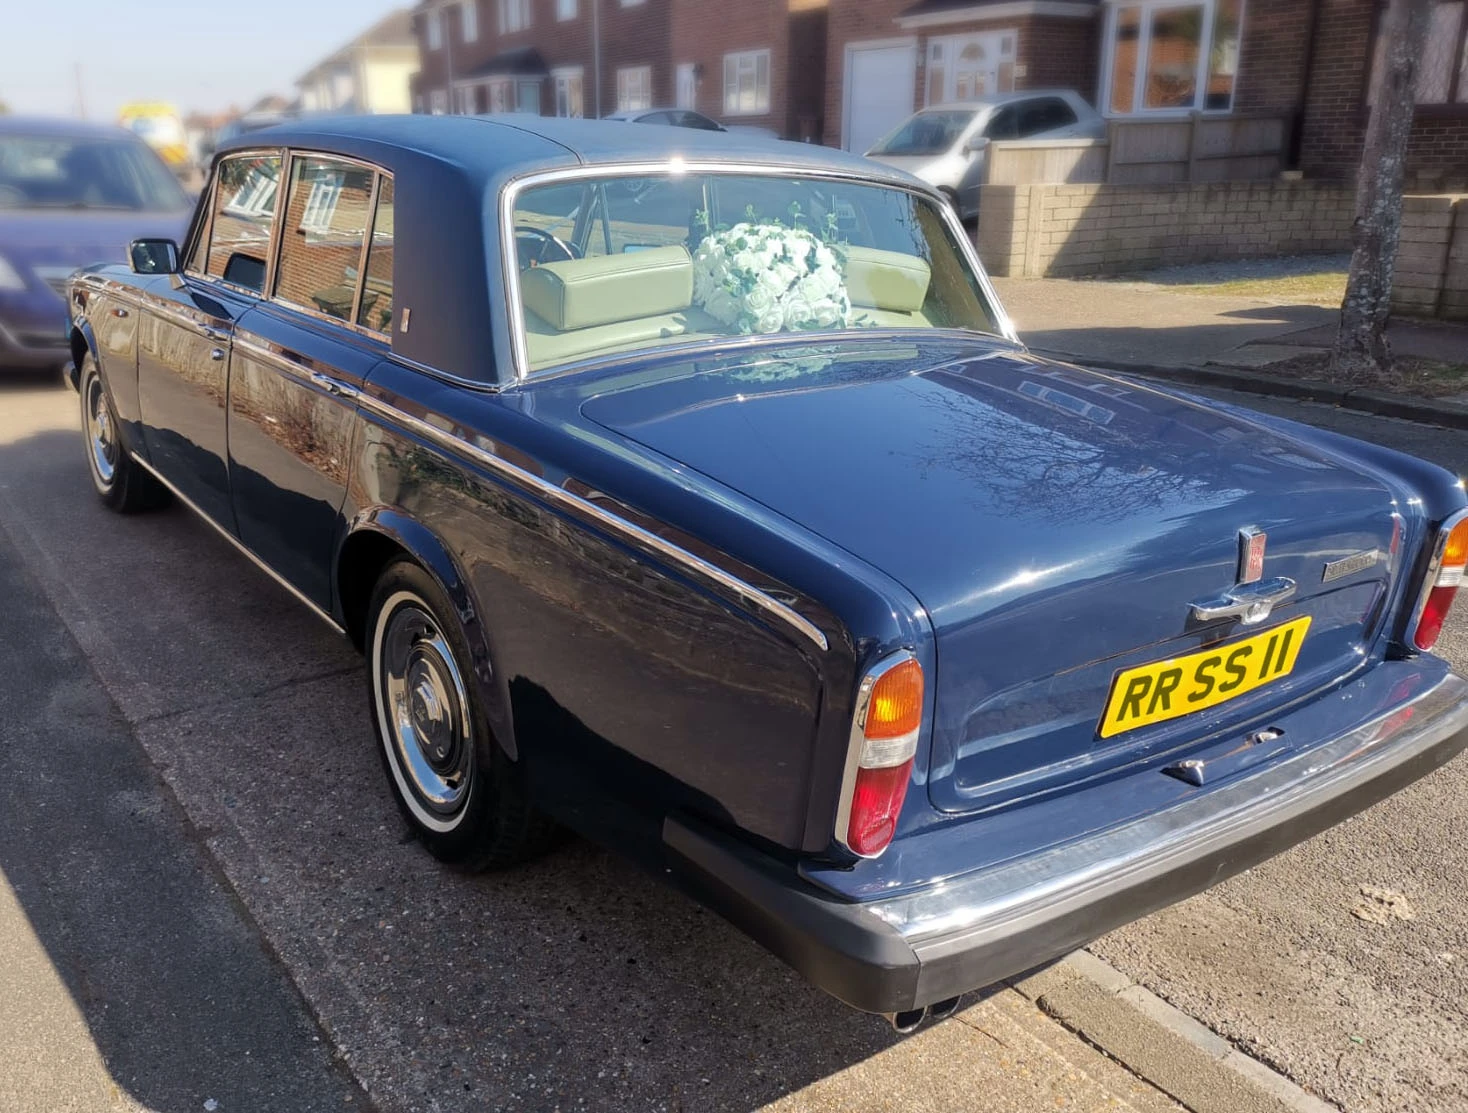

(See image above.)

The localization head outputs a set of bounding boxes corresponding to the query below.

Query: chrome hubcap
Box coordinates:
[379,602,472,816]
[85,377,117,486]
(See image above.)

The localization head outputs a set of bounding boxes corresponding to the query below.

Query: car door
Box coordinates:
[135,150,283,528]
[227,154,392,607]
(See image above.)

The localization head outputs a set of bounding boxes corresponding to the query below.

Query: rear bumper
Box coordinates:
[664,670,1468,1015]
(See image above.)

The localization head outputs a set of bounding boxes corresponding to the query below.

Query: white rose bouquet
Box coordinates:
[691,222,852,335]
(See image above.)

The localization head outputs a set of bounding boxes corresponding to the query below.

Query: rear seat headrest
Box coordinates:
[521,245,693,331]
[843,246,932,313]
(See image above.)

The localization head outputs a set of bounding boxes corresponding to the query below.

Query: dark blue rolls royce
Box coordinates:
[66,115,1468,1029]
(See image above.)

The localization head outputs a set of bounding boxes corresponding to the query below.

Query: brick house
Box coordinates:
[823,0,1468,185]
[409,0,825,136]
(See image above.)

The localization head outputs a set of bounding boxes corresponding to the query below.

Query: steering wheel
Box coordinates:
[515,225,580,269]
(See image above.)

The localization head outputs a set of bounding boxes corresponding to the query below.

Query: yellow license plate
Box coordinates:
[1097,616,1311,739]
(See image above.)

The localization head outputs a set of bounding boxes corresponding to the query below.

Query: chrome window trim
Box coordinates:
[833,650,921,859]
[268,151,396,342]
[1405,506,1468,648]
[185,147,288,298]
[353,390,829,652]
[127,453,346,636]
[497,160,1020,385]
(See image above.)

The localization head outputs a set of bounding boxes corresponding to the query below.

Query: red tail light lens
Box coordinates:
[1410,512,1468,651]
[839,655,924,859]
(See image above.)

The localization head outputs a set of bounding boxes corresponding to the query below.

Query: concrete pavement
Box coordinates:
[0,372,1186,1111]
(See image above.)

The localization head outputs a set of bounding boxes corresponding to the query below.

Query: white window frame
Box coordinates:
[461,0,478,42]
[723,49,772,116]
[1098,0,1246,117]
[924,31,1017,105]
[553,66,585,117]
[617,65,653,111]
[429,88,449,115]
[300,174,343,234]
[557,0,578,19]
[488,78,513,113]
[676,62,697,109]
[456,84,477,114]
[425,8,442,50]
[498,0,531,33]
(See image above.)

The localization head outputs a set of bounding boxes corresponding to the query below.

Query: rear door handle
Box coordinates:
[210,348,226,361]
[309,370,359,399]
[110,307,129,318]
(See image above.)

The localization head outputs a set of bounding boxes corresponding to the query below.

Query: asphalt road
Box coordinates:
[1,369,1465,1112]
[0,372,1183,1113]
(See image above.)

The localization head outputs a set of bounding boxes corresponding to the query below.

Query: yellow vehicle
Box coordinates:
[117,102,190,173]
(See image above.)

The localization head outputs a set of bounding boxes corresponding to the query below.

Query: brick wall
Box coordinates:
[1231,0,1312,114]
[1391,194,1468,320]
[977,180,1356,277]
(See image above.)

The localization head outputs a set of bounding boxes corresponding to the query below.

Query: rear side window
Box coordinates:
[357,178,394,333]
[198,154,282,292]
[1018,98,1078,136]
[273,155,377,323]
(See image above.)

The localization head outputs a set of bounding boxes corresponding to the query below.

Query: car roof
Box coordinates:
[210,114,931,388]
[922,90,1087,112]
[0,115,144,141]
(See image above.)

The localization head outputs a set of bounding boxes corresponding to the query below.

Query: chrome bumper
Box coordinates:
[665,672,1468,1014]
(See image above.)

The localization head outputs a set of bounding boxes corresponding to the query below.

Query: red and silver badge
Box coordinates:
[1238,527,1266,584]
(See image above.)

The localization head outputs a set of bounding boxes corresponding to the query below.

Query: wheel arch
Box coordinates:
[68,323,96,392]
[336,508,518,760]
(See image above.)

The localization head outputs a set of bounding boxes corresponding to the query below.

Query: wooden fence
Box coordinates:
[984,113,1292,187]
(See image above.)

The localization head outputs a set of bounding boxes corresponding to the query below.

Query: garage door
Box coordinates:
[844,42,917,154]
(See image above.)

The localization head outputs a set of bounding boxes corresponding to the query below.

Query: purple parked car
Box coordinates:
[0,117,191,371]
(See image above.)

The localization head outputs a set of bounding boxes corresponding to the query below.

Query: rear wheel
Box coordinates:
[366,559,558,870]
[79,353,168,513]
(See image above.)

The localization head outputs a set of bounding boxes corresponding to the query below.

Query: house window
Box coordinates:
[300,173,343,233]
[1103,0,1243,114]
[498,0,531,33]
[554,67,585,117]
[429,89,449,115]
[1370,2,1468,104]
[456,85,477,114]
[677,62,697,109]
[723,50,771,115]
[557,0,577,18]
[617,66,652,111]
[461,0,478,42]
[425,8,442,50]
[926,33,1017,104]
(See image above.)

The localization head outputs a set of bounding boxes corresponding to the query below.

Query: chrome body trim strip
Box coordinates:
[1406,506,1468,647]
[353,390,829,652]
[833,650,920,858]
[496,160,1021,386]
[129,453,346,636]
[231,334,360,399]
[872,671,1468,948]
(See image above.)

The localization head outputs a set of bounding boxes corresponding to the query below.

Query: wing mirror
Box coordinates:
[129,238,181,276]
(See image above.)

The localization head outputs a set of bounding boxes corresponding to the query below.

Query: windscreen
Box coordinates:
[867,111,976,156]
[511,172,998,373]
[0,135,189,211]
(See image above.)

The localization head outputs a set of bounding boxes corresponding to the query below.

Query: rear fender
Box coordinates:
[339,508,518,760]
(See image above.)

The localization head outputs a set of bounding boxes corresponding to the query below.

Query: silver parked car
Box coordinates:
[865,90,1103,219]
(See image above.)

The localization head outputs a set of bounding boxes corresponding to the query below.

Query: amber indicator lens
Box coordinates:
[1413,517,1468,650]
[864,658,923,741]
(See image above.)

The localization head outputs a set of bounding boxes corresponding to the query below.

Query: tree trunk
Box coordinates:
[1330,0,1435,383]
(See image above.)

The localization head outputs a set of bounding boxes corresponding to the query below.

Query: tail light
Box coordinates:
[836,653,923,858]
[1407,509,1468,651]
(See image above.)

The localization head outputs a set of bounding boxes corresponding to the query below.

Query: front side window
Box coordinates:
[1105,0,1241,113]
[617,66,652,111]
[509,172,999,374]
[0,133,188,212]
[868,110,976,156]
[273,156,376,323]
[723,50,771,115]
[197,153,283,292]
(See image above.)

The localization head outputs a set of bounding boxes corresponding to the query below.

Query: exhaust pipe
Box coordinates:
[927,995,963,1021]
[887,1007,927,1033]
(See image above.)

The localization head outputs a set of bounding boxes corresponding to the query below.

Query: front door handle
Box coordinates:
[210,348,226,361]
[309,370,359,399]
[110,307,129,319]
[1190,577,1297,626]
